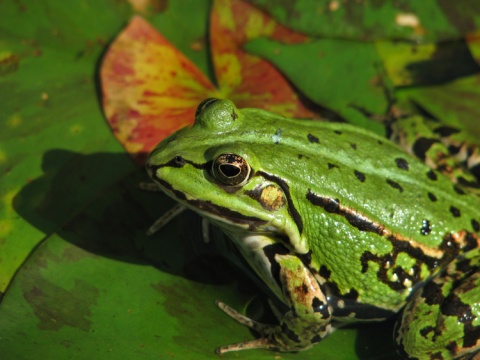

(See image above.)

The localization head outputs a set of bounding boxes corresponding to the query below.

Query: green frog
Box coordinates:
[146,98,480,359]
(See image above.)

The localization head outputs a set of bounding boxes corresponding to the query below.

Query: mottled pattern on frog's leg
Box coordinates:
[271,253,332,351]
[215,253,332,353]
[389,116,480,193]
[395,248,480,360]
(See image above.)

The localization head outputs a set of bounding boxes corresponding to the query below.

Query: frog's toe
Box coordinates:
[215,300,326,353]
[215,300,273,333]
[215,300,284,352]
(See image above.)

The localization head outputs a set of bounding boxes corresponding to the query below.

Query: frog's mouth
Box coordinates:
[146,164,270,232]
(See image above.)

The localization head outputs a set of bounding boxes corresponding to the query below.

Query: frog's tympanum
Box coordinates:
[146,98,480,359]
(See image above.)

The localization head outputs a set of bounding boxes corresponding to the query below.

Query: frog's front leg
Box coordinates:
[395,249,480,360]
[216,252,332,353]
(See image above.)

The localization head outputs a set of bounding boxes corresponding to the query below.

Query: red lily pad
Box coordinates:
[101,16,218,164]
[209,0,314,114]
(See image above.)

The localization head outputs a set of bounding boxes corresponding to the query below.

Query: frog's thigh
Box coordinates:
[273,254,332,350]
[395,252,480,360]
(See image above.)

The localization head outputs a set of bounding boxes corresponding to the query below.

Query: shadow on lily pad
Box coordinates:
[13,149,247,283]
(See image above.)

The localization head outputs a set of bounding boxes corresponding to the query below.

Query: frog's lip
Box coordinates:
[147,166,270,232]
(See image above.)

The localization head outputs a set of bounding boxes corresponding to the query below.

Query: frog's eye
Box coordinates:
[195,98,220,117]
[212,153,251,186]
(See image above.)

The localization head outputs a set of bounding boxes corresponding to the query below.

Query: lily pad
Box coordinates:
[246,0,480,42]
[397,74,480,142]
[0,0,136,293]
[244,37,390,133]
[0,0,217,294]
[376,40,479,87]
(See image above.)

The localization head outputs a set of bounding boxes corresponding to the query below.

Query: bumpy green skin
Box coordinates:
[146,99,480,359]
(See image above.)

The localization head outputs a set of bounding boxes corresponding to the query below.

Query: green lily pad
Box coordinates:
[0,0,211,295]
[376,40,479,87]
[246,0,480,42]
[397,74,480,143]
[244,37,390,133]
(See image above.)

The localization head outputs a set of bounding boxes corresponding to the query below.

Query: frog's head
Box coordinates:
[146,98,303,250]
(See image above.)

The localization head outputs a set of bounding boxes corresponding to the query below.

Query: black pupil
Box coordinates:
[220,164,240,177]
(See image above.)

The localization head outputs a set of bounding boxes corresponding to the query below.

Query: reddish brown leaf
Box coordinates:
[101,16,218,163]
[210,0,315,117]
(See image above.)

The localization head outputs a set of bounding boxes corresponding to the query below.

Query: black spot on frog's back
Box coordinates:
[426,170,437,181]
[307,134,319,143]
[354,170,366,182]
[449,206,461,218]
[386,179,403,192]
[472,219,480,232]
[395,158,409,171]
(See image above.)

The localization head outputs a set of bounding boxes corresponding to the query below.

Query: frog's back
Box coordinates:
[235,114,479,310]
